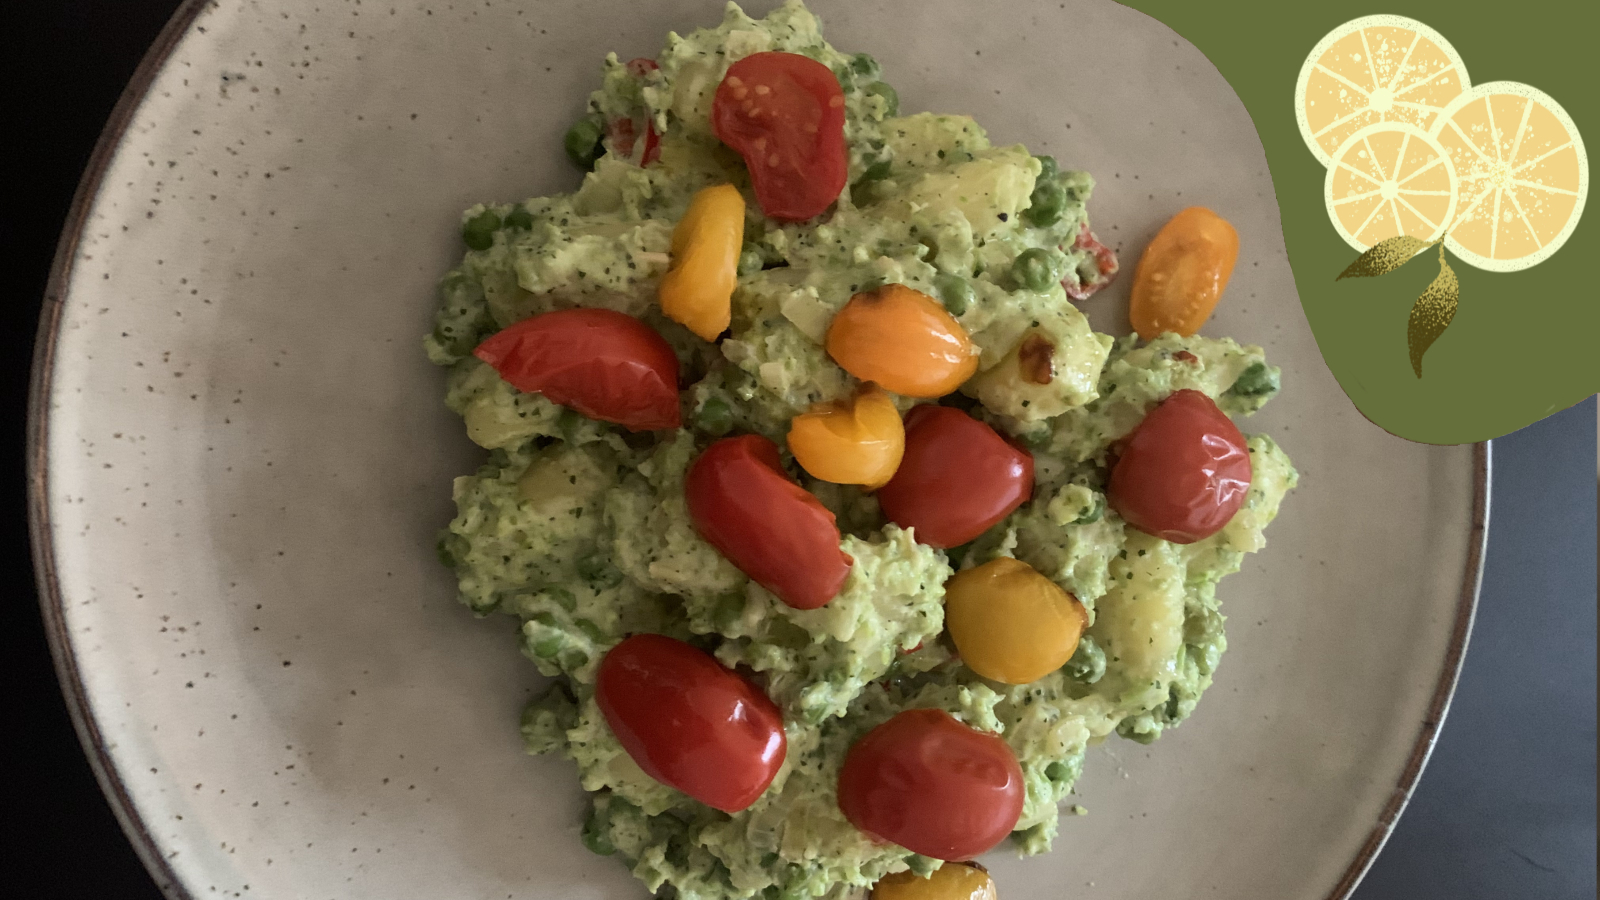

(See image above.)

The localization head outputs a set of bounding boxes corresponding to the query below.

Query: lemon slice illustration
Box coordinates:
[1296,15,1470,167]
[1430,81,1589,272]
[1325,121,1459,252]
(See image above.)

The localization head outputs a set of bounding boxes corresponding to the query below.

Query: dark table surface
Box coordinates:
[5,3,1595,898]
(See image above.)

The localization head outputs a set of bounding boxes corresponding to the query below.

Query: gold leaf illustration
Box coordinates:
[1336,235,1436,280]
[1407,243,1459,378]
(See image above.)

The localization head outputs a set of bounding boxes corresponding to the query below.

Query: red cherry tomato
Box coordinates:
[607,59,663,167]
[641,122,661,166]
[605,116,661,167]
[1107,389,1251,543]
[625,57,659,79]
[596,635,786,813]
[473,308,680,431]
[686,435,852,609]
[1063,222,1120,301]
[837,708,1024,861]
[712,52,848,222]
[877,406,1034,549]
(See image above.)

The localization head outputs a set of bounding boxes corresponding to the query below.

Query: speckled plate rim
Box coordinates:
[26,3,1489,898]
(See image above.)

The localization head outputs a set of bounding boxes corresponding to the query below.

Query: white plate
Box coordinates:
[30,1,1485,898]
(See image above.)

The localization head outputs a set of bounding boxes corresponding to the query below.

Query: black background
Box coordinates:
[5,3,1594,899]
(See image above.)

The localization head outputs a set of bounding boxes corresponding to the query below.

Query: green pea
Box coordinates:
[1071,494,1105,525]
[695,396,735,436]
[859,159,892,183]
[563,114,606,170]
[545,586,577,612]
[1163,688,1184,721]
[574,618,607,643]
[1023,178,1067,227]
[932,272,974,316]
[503,206,534,231]
[1227,361,1280,398]
[531,634,563,659]
[461,210,501,252]
[1065,634,1106,684]
[1035,154,1059,180]
[434,533,459,569]
[864,81,898,116]
[1011,247,1065,292]
[580,808,616,856]
[849,53,881,79]
[1045,759,1080,783]
[1019,426,1053,452]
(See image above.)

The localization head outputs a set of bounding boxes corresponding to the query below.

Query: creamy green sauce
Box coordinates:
[428,3,1298,898]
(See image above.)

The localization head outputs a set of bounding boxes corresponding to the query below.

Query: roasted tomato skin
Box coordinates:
[876,406,1034,548]
[596,634,786,813]
[472,308,681,431]
[1107,389,1251,544]
[837,708,1025,861]
[712,52,849,221]
[685,435,852,609]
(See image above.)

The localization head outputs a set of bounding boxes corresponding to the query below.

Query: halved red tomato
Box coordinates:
[1106,389,1251,543]
[473,308,680,431]
[685,434,852,609]
[837,708,1024,860]
[712,52,848,221]
[877,405,1034,548]
[607,58,663,166]
[597,634,786,813]
[1064,222,1120,301]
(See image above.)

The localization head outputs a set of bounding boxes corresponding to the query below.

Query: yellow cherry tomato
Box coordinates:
[872,863,997,900]
[659,184,745,341]
[825,284,979,398]
[787,385,905,489]
[945,557,1086,685]
[1129,206,1239,340]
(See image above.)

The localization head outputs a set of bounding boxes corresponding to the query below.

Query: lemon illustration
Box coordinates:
[1430,81,1589,272]
[1296,15,1471,167]
[1325,121,1459,252]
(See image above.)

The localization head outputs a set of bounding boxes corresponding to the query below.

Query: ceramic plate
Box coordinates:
[31,2,1485,898]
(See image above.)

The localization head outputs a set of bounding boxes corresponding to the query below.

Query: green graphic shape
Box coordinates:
[1121,0,1597,443]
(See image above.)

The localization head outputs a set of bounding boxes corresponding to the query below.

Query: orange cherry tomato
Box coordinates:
[659,184,745,341]
[825,285,979,399]
[1107,389,1251,543]
[596,634,786,813]
[838,708,1025,861]
[1129,207,1239,340]
[944,557,1087,685]
[872,863,997,900]
[787,385,905,489]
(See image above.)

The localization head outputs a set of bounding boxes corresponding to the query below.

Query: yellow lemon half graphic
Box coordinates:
[1430,81,1589,272]
[1325,121,1459,252]
[1296,15,1470,167]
